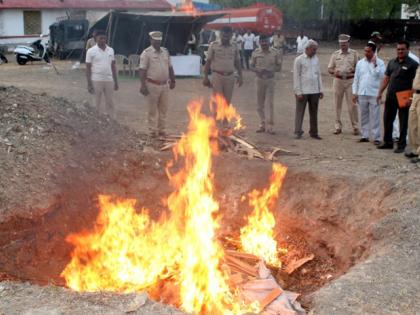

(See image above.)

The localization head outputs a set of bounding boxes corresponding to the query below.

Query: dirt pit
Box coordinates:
[0,86,409,314]
[0,153,396,311]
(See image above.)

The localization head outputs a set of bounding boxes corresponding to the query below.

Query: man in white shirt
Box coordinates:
[296,31,308,54]
[293,39,323,139]
[242,29,255,69]
[352,43,385,144]
[86,30,118,119]
[254,34,260,49]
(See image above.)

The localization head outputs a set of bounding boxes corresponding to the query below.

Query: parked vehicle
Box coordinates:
[204,4,283,35]
[14,35,50,65]
[0,47,8,64]
[49,19,89,59]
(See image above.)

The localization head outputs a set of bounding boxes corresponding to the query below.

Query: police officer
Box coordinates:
[203,26,243,105]
[271,28,285,67]
[250,34,281,134]
[139,31,175,137]
[328,34,359,135]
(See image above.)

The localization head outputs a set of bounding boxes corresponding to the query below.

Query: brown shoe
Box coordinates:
[353,128,360,136]
[333,129,342,135]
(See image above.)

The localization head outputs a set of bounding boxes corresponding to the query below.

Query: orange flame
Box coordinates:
[61,99,264,314]
[175,0,198,14]
[240,163,288,267]
[210,94,243,131]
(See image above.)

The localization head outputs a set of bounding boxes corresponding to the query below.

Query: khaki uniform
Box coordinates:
[251,47,281,129]
[328,49,359,131]
[272,34,285,55]
[139,46,172,133]
[409,68,420,155]
[207,40,240,104]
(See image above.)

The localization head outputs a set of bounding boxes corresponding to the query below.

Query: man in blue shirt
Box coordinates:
[352,43,385,144]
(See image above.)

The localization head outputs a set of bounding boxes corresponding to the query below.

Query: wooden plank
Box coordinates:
[225,250,261,263]
[258,287,283,311]
[225,255,259,278]
[160,142,176,151]
[229,134,257,149]
[228,273,245,287]
[284,254,315,274]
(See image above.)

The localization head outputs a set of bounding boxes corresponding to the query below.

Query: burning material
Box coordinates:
[240,164,288,268]
[61,96,299,314]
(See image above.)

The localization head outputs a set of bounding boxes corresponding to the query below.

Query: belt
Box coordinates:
[147,78,167,85]
[416,90,420,94]
[213,70,234,76]
[335,75,354,80]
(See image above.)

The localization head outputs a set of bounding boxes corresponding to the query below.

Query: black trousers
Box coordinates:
[243,49,253,69]
[383,93,409,148]
[295,93,320,136]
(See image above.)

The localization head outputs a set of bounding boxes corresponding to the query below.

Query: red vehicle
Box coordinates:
[203,3,283,35]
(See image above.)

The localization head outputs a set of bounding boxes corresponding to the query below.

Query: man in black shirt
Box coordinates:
[377,40,418,152]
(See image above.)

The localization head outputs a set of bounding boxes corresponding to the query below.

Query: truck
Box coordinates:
[204,3,283,35]
[49,19,89,59]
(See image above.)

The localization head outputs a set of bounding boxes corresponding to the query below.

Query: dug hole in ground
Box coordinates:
[0,86,418,315]
[0,43,419,314]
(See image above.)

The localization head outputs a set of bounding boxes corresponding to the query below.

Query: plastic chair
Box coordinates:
[128,54,140,77]
[115,54,128,75]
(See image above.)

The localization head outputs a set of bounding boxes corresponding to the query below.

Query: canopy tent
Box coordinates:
[90,11,223,56]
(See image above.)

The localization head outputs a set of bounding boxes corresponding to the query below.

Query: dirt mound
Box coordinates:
[0,86,146,222]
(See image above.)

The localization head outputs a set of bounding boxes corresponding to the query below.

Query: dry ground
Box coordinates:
[0,44,418,178]
[0,44,419,315]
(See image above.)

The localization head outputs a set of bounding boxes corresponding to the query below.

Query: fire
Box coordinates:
[61,96,286,314]
[240,164,287,267]
[61,196,180,292]
[175,0,198,14]
[210,94,243,130]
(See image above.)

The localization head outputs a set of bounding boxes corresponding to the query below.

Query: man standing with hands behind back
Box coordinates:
[139,31,176,137]
[86,30,118,119]
[328,34,359,135]
[250,34,281,134]
[293,40,323,140]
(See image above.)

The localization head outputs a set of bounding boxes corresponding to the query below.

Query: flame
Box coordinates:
[61,98,266,314]
[176,0,198,14]
[210,94,243,131]
[240,163,288,267]
[61,196,180,292]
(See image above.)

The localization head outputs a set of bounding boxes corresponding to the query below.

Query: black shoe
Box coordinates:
[405,152,419,158]
[256,125,265,133]
[311,135,322,140]
[394,147,405,153]
[377,143,393,149]
[359,138,369,143]
[374,140,381,145]
[333,129,342,135]
[411,157,420,163]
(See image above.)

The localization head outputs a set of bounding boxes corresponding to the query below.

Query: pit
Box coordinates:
[0,86,415,314]
[0,154,396,311]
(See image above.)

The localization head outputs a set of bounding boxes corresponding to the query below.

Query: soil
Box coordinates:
[0,44,419,315]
